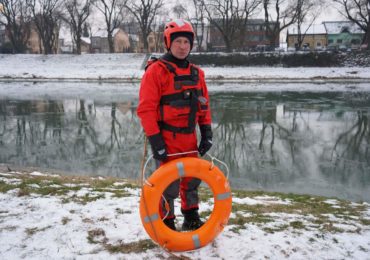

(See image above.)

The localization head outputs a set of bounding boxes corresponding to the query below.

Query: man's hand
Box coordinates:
[148,133,168,161]
[198,125,213,156]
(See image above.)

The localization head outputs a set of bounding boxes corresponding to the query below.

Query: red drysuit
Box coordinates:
[137,57,212,218]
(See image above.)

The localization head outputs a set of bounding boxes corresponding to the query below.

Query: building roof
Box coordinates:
[81,37,91,44]
[128,34,139,42]
[92,28,121,38]
[287,24,327,35]
[246,19,265,24]
[323,21,363,34]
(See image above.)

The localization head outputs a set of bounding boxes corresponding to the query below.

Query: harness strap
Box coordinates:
[158,122,196,134]
[147,58,203,135]
[159,58,177,75]
[160,89,203,105]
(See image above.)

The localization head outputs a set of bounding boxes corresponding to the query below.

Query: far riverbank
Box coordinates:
[1,53,370,83]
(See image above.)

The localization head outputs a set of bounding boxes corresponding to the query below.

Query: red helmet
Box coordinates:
[163,19,195,50]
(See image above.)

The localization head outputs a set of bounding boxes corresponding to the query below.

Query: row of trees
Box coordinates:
[0,0,369,54]
[0,0,164,54]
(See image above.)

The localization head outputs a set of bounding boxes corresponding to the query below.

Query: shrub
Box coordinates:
[188,52,345,67]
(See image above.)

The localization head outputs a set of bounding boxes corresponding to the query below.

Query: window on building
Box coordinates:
[351,39,360,45]
[341,27,350,33]
[328,39,333,44]
[337,39,343,44]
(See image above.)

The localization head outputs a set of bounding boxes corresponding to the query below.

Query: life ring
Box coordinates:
[139,157,232,252]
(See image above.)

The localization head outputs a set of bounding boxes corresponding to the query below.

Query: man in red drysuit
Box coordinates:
[137,19,213,231]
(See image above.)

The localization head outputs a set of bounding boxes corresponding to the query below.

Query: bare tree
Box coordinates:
[125,0,164,53]
[263,0,298,48]
[0,0,32,53]
[64,0,92,54]
[202,0,262,52]
[94,0,126,53]
[334,0,370,50]
[191,0,208,51]
[27,0,63,54]
[151,15,165,52]
[173,3,188,19]
[295,0,324,49]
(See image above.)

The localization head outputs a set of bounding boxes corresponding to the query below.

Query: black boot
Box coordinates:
[181,208,204,231]
[163,218,177,231]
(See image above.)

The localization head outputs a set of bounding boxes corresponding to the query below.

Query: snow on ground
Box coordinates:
[1,54,370,82]
[1,54,370,259]
[1,171,370,260]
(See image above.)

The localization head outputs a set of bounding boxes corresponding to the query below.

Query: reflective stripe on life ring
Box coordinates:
[139,157,232,252]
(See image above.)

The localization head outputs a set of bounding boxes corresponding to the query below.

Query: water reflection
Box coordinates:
[0,83,369,202]
[210,92,370,202]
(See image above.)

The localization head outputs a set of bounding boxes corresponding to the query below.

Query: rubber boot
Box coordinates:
[181,208,204,231]
[163,218,177,231]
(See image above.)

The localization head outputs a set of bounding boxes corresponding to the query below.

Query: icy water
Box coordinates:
[0,81,369,202]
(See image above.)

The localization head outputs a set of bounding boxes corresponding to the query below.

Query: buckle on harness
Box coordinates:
[183,90,192,99]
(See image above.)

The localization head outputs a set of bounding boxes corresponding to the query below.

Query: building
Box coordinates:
[121,21,165,53]
[323,21,363,50]
[245,19,279,50]
[190,20,210,52]
[26,23,43,54]
[90,28,130,53]
[286,24,327,50]
[80,37,91,53]
[0,23,42,53]
[208,19,279,51]
[0,24,6,47]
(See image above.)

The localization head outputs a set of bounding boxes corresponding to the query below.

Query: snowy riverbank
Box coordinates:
[1,53,370,83]
[1,170,370,259]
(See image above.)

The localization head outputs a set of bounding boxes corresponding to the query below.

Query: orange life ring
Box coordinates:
[139,157,232,252]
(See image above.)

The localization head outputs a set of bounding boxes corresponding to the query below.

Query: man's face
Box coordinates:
[170,36,191,60]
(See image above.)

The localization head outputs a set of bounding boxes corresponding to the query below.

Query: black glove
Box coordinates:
[148,133,168,161]
[198,125,213,156]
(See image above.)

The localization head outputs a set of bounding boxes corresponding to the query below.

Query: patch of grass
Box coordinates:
[90,179,117,189]
[68,193,105,205]
[17,187,30,197]
[98,216,109,222]
[0,181,17,193]
[104,239,157,254]
[87,228,107,244]
[106,189,131,198]
[321,222,344,233]
[87,228,157,253]
[358,246,368,252]
[37,185,81,196]
[25,226,51,236]
[360,219,370,226]
[290,221,305,229]
[228,189,370,234]
[115,208,131,214]
[229,225,247,234]
[1,225,17,232]
[111,182,140,190]
[228,213,273,227]
[61,217,71,225]
[198,187,213,201]
[82,218,94,224]
[263,225,290,234]
[199,210,212,219]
